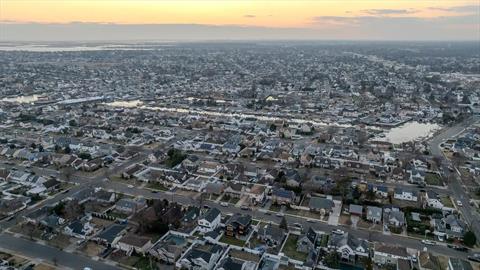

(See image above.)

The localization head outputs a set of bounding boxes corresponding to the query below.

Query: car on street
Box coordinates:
[421,240,436,245]
[456,200,463,207]
[332,229,344,235]
[307,219,316,223]
[467,253,480,262]
[151,190,158,194]
[220,202,228,207]
[127,185,134,188]
[276,212,284,217]
[241,206,251,211]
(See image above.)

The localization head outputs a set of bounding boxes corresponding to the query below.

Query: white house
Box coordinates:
[393,188,418,202]
[197,208,221,233]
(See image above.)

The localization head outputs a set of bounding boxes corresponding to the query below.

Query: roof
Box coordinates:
[118,233,151,247]
[227,213,252,227]
[367,206,382,219]
[349,204,363,215]
[308,197,334,210]
[272,188,295,200]
[375,243,408,257]
[96,224,126,244]
[201,207,221,223]
[449,257,473,270]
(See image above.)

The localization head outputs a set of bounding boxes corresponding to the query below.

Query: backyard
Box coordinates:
[281,234,308,261]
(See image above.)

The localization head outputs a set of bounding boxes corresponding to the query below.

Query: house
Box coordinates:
[204,182,225,196]
[39,213,65,231]
[116,233,153,255]
[197,208,221,233]
[383,208,405,228]
[349,204,363,216]
[246,184,266,204]
[122,164,145,179]
[328,232,369,261]
[95,224,127,247]
[271,188,295,205]
[366,206,382,224]
[181,206,200,231]
[224,183,244,198]
[373,243,409,266]
[176,243,224,270]
[217,257,257,270]
[92,189,116,203]
[297,227,317,253]
[115,198,146,214]
[434,214,466,240]
[309,197,334,214]
[425,191,443,209]
[63,219,94,239]
[149,233,189,264]
[225,213,252,237]
[409,169,426,185]
[448,257,473,270]
[394,188,418,202]
[257,223,286,248]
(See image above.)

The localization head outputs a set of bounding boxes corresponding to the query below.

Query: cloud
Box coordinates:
[361,9,417,15]
[427,5,479,13]
[244,15,256,18]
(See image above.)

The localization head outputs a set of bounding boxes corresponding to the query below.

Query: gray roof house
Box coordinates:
[308,197,334,213]
[328,232,369,261]
[366,206,383,224]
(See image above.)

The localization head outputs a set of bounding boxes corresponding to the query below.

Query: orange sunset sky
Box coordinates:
[1,0,479,41]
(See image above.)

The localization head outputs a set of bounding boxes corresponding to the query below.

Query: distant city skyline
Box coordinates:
[1,0,479,41]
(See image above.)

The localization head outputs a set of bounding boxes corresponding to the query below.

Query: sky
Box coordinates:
[0,0,479,41]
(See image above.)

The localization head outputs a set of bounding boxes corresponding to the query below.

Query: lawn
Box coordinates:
[319,234,329,247]
[425,173,443,186]
[229,249,262,263]
[219,235,247,247]
[440,196,454,208]
[146,182,169,191]
[269,204,282,212]
[281,234,308,261]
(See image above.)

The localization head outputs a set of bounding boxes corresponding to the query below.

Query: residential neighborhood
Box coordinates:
[0,41,479,270]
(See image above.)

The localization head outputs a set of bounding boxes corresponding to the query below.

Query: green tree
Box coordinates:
[463,231,477,247]
[324,252,339,268]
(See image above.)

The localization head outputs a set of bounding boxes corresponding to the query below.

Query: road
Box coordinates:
[428,115,480,242]
[0,234,119,270]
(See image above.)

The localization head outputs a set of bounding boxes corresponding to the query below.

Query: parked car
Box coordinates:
[332,229,345,235]
[421,240,436,245]
[468,253,480,262]
[456,200,463,207]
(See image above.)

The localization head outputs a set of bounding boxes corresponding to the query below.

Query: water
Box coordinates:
[0,44,171,52]
[1,95,40,103]
[382,121,440,144]
[104,100,143,108]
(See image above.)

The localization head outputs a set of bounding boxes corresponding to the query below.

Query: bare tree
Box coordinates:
[60,167,74,182]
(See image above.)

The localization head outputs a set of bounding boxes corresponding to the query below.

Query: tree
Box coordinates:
[78,152,91,160]
[463,231,477,247]
[279,217,288,231]
[61,167,74,181]
[323,252,339,269]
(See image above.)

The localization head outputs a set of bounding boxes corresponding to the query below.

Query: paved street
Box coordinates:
[0,234,120,270]
[428,115,480,242]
